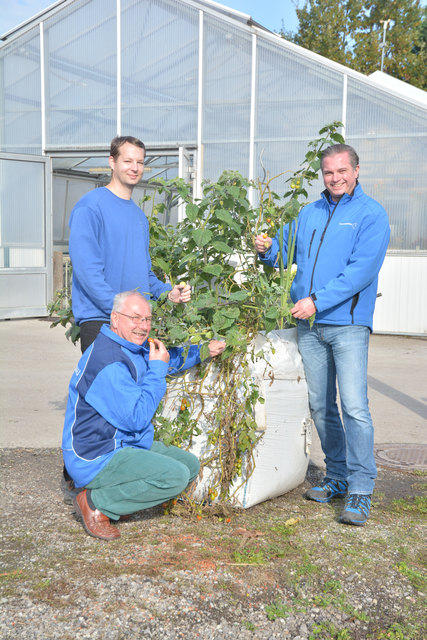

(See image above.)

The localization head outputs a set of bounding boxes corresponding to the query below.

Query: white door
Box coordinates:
[0,152,51,319]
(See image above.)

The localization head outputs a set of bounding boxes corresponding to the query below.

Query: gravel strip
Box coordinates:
[1,448,425,640]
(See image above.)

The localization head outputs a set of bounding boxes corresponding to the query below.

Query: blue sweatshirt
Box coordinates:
[259,183,390,330]
[62,325,202,487]
[69,187,171,325]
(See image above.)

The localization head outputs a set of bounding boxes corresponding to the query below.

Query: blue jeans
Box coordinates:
[297,321,376,494]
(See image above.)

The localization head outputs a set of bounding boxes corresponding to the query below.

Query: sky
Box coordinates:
[0,0,298,37]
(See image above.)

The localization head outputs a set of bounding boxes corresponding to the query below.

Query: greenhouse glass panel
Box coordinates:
[203,15,252,143]
[0,158,45,268]
[45,0,117,147]
[346,77,427,137]
[0,30,42,154]
[256,40,343,143]
[347,77,427,252]
[121,0,199,145]
[253,140,324,204]
[203,142,250,182]
[348,136,427,252]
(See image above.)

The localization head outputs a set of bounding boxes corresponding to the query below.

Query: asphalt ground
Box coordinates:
[0,318,426,469]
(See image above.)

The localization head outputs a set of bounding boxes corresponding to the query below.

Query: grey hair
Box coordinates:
[320,144,359,171]
[112,291,151,313]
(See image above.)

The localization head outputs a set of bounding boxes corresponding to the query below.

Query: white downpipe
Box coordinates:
[40,22,46,154]
[116,0,121,136]
[196,10,204,201]
[341,73,348,139]
[248,33,257,206]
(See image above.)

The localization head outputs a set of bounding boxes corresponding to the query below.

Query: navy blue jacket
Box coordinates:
[62,325,202,487]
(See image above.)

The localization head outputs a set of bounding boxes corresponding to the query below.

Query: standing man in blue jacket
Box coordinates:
[69,135,191,354]
[63,290,225,540]
[255,144,390,526]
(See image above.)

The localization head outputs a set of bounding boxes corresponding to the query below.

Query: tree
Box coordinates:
[282,0,426,90]
[354,0,426,88]
[287,0,363,66]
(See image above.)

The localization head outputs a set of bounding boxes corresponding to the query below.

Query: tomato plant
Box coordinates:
[147,122,344,507]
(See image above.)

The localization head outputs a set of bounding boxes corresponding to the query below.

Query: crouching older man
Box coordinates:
[62,290,225,540]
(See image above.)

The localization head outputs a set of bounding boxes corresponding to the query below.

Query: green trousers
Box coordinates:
[86,441,200,520]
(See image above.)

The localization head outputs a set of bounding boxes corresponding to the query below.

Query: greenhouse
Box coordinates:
[0,0,426,333]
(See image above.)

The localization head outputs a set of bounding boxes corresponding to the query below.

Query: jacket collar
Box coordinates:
[321,181,363,205]
[100,324,149,355]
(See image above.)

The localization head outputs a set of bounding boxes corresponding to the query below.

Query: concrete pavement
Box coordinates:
[0,318,426,468]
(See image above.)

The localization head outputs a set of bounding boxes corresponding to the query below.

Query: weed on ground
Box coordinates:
[0,449,425,639]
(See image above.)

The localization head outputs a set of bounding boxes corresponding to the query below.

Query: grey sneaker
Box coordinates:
[340,494,372,526]
[61,473,82,505]
[305,477,348,503]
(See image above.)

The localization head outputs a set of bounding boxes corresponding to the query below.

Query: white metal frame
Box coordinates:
[0,151,52,319]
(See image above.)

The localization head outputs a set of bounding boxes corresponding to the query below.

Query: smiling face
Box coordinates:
[321,152,359,202]
[110,294,152,345]
[108,142,145,197]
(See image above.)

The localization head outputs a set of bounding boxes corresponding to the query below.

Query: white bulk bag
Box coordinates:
[161,328,311,508]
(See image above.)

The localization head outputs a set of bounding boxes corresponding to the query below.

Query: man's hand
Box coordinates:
[168,282,191,303]
[254,234,272,254]
[148,338,170,363]
[291,297,316,320]
[208,340,226,357]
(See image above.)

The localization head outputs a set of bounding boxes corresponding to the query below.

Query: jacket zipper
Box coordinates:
[308,229,316,258]
[309,199,339,296]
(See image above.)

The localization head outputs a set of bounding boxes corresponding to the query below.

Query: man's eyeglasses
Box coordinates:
[116,312,152,325]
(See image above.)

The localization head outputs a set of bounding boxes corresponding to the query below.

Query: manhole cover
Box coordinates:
[374,443,427,471]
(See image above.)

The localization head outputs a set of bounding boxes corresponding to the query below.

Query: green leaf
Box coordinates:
[265,307,279,320]
[199,343,211,361]
[229,290,248,302]
[331,132,345,143]
[185,203,199,221]
[153,257,170,273]
[194,292,217,308]
[202,263,223,277]
[168,325,189,342]
[212,240,233,254]
[213,312,235,331]
[215,209,242,234]
[264,316,277,333]
[220,306,240,319]
[192,228,213,248]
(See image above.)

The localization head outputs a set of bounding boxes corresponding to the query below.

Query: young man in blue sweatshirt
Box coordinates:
[69,135,191,353]
[255,144,390,526]
[63,291,225,540]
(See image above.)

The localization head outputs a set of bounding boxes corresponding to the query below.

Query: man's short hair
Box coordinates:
[320,144,359,171]
[112,291,151,312]
[110,136,146,160]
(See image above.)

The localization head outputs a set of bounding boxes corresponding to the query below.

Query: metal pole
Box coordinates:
[380,19,390,72]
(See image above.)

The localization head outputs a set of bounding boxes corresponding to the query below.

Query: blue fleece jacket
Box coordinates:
[259,183,390,330]
[62,325,202,487]
[69,187,171,325]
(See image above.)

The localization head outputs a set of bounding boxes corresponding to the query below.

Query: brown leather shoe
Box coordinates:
[73,489,120,540]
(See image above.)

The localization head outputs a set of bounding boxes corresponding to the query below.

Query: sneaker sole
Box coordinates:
[339,513,368,526]
[305,491,347,503]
